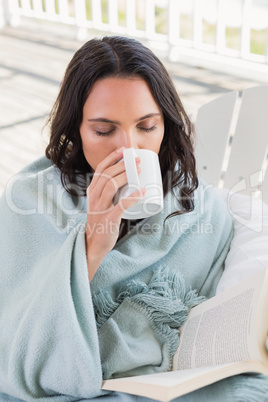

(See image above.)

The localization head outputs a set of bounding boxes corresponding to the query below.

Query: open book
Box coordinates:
[102,268,268,401]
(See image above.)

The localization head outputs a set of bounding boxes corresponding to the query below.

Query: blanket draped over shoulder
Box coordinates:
[0,157,267,402]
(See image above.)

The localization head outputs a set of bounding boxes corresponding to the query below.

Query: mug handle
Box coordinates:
[123,148,141,191]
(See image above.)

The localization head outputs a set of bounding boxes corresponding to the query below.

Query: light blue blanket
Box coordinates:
[0,157,267,401]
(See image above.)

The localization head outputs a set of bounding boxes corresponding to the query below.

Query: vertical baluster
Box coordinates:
[0,0,9,27]
[91,0,102,26]
[45,0,56,17]
[145,0,155,37]
[126,0,136,34]
[5,0,20,25]
[193,0,202,48]
[58,0,69,18]
[0,0,4,27]
[32,0,43,15]
[22,0,32,12]
[168,0,180,45]
[168,0,180,61]
[74,0,86,23]
[108,0,118,30]
[216,0,226,54]
[6,0,17,14]
[266,28,268,64]
[74,0,87,39]
[241,0,251,59]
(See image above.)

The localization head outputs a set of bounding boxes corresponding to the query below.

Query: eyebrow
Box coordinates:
[87,117,120,124]
[136,113,161,122]
[87,113,161,124]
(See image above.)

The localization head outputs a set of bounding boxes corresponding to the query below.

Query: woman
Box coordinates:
[0,36,265,401]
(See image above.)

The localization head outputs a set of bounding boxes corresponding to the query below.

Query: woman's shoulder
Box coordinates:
[17,155,54,175]
[11,155,57,180]
[171,178,231,218]
[0,155,86,230]
[4,156,61,195]
[195,179,230,211]
[0,156,62,214]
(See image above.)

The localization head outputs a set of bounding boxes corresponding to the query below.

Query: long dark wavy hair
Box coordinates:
[45,36,198,217]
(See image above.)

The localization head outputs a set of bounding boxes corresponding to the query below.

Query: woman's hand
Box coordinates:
[85,147,145,281]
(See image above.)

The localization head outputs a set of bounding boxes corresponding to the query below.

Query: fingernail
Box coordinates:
[116,147,125,153]
[135,157,141,164]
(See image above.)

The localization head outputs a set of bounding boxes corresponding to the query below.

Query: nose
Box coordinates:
[120,129,138,149]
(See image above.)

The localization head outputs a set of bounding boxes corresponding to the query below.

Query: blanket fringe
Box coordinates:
[93,292,120,328]
[93,267,205,331]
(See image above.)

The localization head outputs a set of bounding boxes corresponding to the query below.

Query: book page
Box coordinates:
[173,271,267,370]
[102,361,268,401]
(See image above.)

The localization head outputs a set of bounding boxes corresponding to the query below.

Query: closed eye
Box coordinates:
[138,126,157,132]
[95,128,115,136]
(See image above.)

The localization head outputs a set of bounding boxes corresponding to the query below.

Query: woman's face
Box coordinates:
[80,77,165,171]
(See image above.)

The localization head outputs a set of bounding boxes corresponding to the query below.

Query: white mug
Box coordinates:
[114,148,163,219]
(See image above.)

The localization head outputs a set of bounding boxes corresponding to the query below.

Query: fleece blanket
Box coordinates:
[0,156,267,401]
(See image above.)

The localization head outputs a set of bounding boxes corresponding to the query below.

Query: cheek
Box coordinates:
[80,127,114,170]
[80,127,100,169]
[152,127,165,154]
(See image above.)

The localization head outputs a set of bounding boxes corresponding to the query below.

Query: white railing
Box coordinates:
[1,0,268,70]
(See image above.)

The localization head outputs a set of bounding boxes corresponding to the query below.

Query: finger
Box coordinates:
[90,147,125,188]
[87,168,132,213]
[90,156,141,202]
[110,187,146,221]
[100,165,142,208]
[98,171,128,210]
[97,156,140,190]
[90,160,126,194]
[87,165,125,206]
